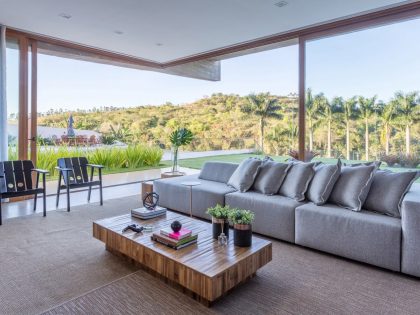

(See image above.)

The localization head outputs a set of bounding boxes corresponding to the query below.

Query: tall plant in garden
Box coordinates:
[321,96,341,158]
[358,96,377,161]
[379,101,396,155]
[169,127,193,172]
[392,91,419,155]
[342,97,358,160]
[241,93,282,154]
[305,89,323,151]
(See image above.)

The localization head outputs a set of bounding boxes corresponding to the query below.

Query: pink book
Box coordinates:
[161,228,192,240]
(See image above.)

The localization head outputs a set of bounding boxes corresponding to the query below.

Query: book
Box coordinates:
[160,227,192,240]
[151,234,198,250]
[152,232,197,248]
[131,207,166,220]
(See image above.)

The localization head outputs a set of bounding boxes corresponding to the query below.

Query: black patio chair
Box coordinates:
[0,160,49,225]
[56,157,104,212]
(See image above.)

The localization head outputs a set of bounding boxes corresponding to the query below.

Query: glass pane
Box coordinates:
[6,39,19,160]
[306,18,420,169]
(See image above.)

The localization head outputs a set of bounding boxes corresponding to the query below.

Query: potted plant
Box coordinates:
[167,127,193,175]
[206,204,231,240]
[228,208,255,247]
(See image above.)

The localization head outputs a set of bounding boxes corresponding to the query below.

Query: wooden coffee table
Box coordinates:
[93,211,272,306]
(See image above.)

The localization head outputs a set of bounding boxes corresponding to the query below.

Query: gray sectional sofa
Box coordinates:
[154,161,420,277]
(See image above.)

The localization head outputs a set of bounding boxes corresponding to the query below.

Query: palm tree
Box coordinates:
[358,96,377,161]
[378,101,396,155]
[342,97,357,160]
[392,91,419,155]
[321,96,342,158]
[305,89,322,151]
[241,93,282,154]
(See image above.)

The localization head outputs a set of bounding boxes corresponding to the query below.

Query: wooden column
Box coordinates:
[298,37,306,161]
[30,40,37,165]
[18,37,28,160]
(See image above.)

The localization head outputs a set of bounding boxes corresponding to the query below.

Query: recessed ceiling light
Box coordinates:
[274,1,288,8]
[59,13,72,19]
[156,43,163,46]
[114,30,124,35]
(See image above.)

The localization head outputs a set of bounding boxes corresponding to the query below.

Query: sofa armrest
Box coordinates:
[401,186,420,276]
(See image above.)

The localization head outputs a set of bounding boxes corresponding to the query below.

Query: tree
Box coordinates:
[305,89,322,151]
[241,93,282,154]
[378,101,396,155]
[342,97,358,160]
[358,96,377,160]
[392,91,419,155]
[321,96,341,158]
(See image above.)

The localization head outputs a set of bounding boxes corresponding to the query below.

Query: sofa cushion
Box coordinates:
[307,160,341,205]
[328,164,377,211]
[225,191,303,242]
[295,203,401,271]
[278,161,316,201]
[198,161,238,183]
[154,174,236,218]
[227,157,262,192]
[364,170,419,217]
[253,160,291,195]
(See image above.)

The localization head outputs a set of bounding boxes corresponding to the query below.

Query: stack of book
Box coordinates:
[131,206,167,220]
[151,227,198,250]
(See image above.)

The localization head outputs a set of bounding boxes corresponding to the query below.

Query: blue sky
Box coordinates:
[6,17,420,114]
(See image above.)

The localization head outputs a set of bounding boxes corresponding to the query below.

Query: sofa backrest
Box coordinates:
[198,161,238,183]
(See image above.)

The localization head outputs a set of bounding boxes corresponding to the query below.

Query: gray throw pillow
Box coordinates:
[253,161,291,195]
[278,161,316,201]
[227,158,262,192]
[329,164,377,211]
[363,170,420,217]
[307,160,341,205]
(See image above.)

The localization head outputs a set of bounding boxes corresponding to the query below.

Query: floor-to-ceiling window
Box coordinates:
[305,17,420,169]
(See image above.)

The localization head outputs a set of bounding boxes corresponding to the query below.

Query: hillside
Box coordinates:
[37,92,419,159]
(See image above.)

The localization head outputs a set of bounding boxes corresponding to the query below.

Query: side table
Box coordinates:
[180,181,201,217]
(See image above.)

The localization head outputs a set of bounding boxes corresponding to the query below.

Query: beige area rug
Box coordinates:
[0,195,141,315]
[2,196,420,315]
[42,241,420,315]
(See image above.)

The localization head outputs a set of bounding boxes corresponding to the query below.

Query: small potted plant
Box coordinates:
[228,208,255,247]
[206,204,231,240]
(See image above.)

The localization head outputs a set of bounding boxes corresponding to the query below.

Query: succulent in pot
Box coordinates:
[228,208,255,247]
[206,204,231,241]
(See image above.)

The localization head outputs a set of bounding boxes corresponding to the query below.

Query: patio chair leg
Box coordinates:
[33,193,38,211]
[66,185,70,212]
[87,185,92,202]
[42,174,47,217]
[88,166,94,202]
[0,201,2,225]
[56,173,62,208]
[99,169,103,206]
[34,172,40,212]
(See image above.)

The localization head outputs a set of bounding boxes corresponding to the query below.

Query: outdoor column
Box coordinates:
[0,25,7,161]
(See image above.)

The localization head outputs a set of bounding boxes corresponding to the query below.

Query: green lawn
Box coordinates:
[178,153,420,182]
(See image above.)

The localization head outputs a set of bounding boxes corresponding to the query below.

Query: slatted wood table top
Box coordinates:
[93,211,272,305]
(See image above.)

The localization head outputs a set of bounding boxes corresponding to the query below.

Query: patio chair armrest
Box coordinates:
[55,167,73,172]
[87,164,104,169]
[32,169,49,175]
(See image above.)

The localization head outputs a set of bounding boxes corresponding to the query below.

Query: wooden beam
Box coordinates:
[298,37,306,161]
[18,37,28,160]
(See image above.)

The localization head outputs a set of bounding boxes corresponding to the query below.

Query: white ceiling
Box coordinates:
[0,0,415,63]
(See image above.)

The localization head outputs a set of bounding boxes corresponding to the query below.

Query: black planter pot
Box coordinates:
[212,218,229,240]
[233,224,252,247]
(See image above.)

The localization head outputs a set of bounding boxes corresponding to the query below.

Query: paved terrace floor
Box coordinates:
[1,166,199,222]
